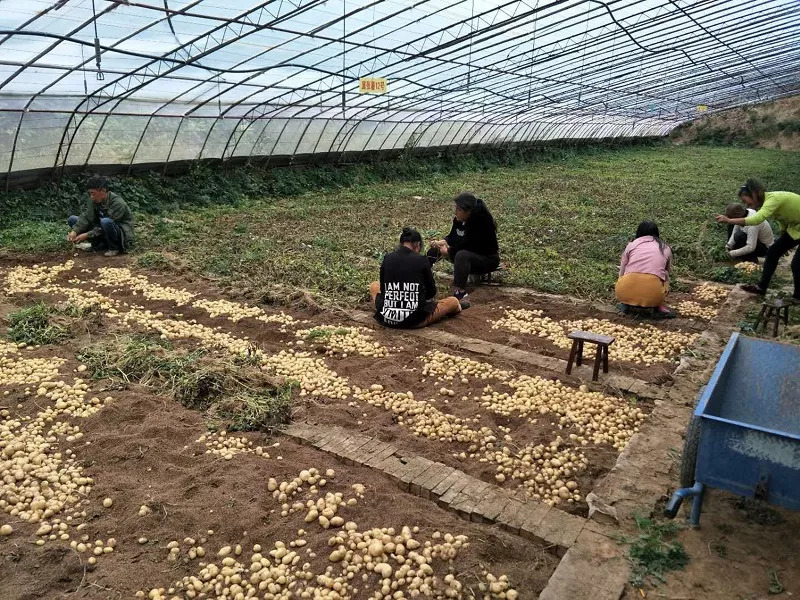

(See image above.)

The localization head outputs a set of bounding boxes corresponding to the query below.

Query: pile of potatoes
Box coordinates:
[193,298,265,322]
[693,282,729,303]
[420,351,510,383]
[53,285,115,311]
[677,300,718,321]
[414,351,645,450]
[258,312,301,332]
[5,261,113,312]
[96,267,196,305]
[480,437,585,506]
[735,262,760,274]
[558,318,697,365]
[482,378,645,451]
[196,431,270,461]
[355,385,483,445]
[98,267,303,332]
[296,326,389,358]
[354,385,586,502]
[267,468,343,520]
[1,354,65,387]
[4,261,75,294]
[0,349,116,537]
[119,308,256,357]
[143,515,518,600]
[191,298,301,332]
[491,308,560,339]
[68,536,117,565]
[262,350,351,399]
[495,310,698,365]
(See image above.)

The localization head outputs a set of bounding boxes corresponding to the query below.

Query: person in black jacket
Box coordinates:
[427,192,500,301]
[370,227,470,328]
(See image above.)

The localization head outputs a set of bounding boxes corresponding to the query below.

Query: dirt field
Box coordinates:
[0,252,795,600]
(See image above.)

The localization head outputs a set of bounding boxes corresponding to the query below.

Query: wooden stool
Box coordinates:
[753,299,790,337]
[470,269,502,286]
[566,331,616,381]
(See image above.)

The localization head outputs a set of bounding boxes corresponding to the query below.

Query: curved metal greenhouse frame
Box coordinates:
[0,0,798,188]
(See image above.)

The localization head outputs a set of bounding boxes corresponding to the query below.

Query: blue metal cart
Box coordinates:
[665,333,800,526]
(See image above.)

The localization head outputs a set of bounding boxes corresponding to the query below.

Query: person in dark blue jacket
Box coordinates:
[427,192,499,301]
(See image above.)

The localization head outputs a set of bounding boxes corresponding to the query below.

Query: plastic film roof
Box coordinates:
[1,0,799,182]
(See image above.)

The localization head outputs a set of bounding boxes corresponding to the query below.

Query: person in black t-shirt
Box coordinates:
[427,192,499,302]
[370,228,470,328]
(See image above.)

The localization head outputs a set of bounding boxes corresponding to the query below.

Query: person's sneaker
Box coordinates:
[454,290,469,301]
[740,284,765,295]
[104,250,120,257]
[458,298,471,310]
[74,242,93,251]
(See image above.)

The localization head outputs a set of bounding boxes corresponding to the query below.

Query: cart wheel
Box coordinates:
[679,416,702,488]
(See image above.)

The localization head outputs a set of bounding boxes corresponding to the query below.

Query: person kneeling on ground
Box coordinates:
[370,227,470,328]
[723,203,773,263]
[715,178,800,301]
[67,175,134,257]
[427,192,499,302]
[615,221,674,318]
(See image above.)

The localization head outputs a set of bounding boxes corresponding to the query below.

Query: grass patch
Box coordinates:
[620,515,689,587]
[0,221,64,253]
[4,145,800,306]
[136,251,171,270]
[7,303,71,346]
[78,335,294,432]
[769,569,784,595]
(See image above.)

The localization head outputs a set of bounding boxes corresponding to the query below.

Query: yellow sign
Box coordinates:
[359,77,387,94]
[697,104,708,112]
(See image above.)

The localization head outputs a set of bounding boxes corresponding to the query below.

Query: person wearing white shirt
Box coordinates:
[724,204,774,263]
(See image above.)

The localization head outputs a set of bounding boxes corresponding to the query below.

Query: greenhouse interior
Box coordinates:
[1,0,798,188]
[1,2,800,600]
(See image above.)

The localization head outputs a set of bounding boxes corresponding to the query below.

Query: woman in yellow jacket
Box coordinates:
[716,178,800,301]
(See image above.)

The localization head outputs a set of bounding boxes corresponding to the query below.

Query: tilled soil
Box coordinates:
[0,253,713,599]
[0,382,558,599]
[8,256,661,514]
[621,488,800,600]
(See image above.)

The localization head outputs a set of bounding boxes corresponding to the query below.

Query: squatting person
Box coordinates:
[723,203,773,263]
[370,227,470,328]
[615,221,675,318]
[716,178,800,301]
[427,192,499,302]
[67,175,134,257]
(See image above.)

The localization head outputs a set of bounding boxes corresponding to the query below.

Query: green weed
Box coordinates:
[0,221,64,253]
[620,515,689,588]
[136,251,170,270]
[7,303,70,346]
[768,569,784,595]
